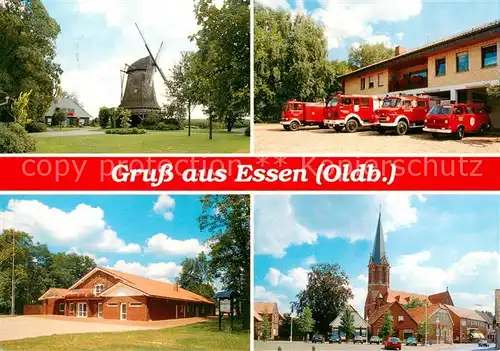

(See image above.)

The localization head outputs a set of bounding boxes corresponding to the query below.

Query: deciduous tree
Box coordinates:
[297,306,315,341]
[178,252,215,299]
[198,195,250,329]
[379,311,394,339]
[348,43,394,69]
[403,298,426,309]
[261,313,271,341]
[291,263,353,336]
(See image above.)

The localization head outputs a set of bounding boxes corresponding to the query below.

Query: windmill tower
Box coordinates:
[119,23,167,124]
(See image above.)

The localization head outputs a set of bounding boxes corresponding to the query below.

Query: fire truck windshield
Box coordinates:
[326,97,339,107]
[428,105,452,116]
[382,98,401,108]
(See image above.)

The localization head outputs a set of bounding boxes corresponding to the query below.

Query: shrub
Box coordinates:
[0,123,36,153]
[151,122,183,131]
[245,126,250,137]
[105,128,146,135]
[25,121,47,133]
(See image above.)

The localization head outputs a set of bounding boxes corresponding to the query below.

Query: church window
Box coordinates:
[398,315,404,321]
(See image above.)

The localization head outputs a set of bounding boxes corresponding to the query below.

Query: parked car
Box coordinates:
[369,336,381,344]
[423,103,490,140]
[311,334,325,343]
[329,335,341,344]
[353,335,365,344]
[281,100,327,131]
[406,337,417,346]
[478,339,489,347]
[384,337,402,350]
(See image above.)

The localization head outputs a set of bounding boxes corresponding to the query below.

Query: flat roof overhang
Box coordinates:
[340,23,500,80]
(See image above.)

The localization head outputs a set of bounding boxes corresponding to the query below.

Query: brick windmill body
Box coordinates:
[120,23,167,126]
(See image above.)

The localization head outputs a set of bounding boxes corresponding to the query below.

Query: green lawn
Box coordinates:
[33,131,249,153]
[0,319,249,351]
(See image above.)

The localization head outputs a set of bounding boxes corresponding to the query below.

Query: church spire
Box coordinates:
[370,206,388,264]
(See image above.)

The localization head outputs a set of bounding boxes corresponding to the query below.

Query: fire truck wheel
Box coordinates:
[345,118,359,133]
[396,120,408,135]
[283,125,290,131]
[454,126,465,140]
[318,123,328,129]
[334,126,343,132]
[289,121,300,131]
[479,124,490,133]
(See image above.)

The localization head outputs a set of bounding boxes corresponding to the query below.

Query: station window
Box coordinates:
[482,45,497,68]
[435,58,446,76]
[368,76,374,89]
[59,303,65,312]
[361,98,370,107]
[361,78,366,90]
[456,52,469,72]
[378,73,384,87]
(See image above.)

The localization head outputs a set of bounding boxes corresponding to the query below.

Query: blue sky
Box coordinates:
[259,0,500,60]
[41,0,205,118]
[254,194,500,315]
[0,195,211,282]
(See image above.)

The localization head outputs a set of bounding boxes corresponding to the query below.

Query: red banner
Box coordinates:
[0,156,497,192]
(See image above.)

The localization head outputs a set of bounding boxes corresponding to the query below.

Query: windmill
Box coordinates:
[119,23,167,123]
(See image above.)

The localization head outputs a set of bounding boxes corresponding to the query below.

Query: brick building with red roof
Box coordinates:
[37,266,215,321]
[364,210,486,343]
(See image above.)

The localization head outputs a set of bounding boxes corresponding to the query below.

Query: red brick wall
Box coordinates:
[371,303,418,340]
[24,305,43,315]
[102,296,149,321]
[43,299,65,315]
[75,271,120,290]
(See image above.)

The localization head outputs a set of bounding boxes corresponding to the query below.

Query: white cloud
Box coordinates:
[0,199,139,253]
[265,267,309,291]
[109,260,182,283]
[153,195,175,221]
[145,233,206,257]
[375,194,426,234]
[67,248,108,264]
[262,0,422,49]
[453,292,495,313]
[396,32,405,41]
[95,229,141,253]
[364,34,392,48]
[350,286,367,316]
[357,274,368,283]
[254,285,291,313]
[302,255,317,267]
[255,194,424,258]
[60,0,205,117]
[391,250,500,294]
[254,195,335,258]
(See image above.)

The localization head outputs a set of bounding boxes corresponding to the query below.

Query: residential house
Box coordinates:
[476,311,495,343]
[407,304,454,344]
[37,266,215,321]
[44,96,92,126]
[338,20,500,127]
[330,305,369,341]
[495,289,500,349]
[368,301,418,341]
[254,302,280,340]
[445,305,488,343]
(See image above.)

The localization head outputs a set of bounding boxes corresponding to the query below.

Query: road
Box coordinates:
[254,124,500,154]
[254,341,496,351]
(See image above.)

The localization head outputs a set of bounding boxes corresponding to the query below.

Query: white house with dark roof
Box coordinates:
[330,305,369,341]
[44,97,92,126]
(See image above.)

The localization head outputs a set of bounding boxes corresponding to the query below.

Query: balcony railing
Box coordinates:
[389,76,428,93]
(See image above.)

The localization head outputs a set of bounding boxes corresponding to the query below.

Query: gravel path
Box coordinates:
[254,124,500,154]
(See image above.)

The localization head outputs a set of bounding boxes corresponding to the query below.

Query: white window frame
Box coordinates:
[98,303,103,318]
[59,303,65,313]
[93,283,105,295]
[77,302,87,318]
[398,315,404,321]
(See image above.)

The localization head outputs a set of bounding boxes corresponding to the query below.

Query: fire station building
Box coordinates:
[37,266,215,321]
[339,20,500,127]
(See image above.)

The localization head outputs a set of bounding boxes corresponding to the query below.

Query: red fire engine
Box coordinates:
[280,100,327,131]
[423,102,490,140]
[323,93,382,133]
[373,94,441,135]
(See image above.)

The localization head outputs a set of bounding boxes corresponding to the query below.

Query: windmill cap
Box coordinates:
[127,56,153,72]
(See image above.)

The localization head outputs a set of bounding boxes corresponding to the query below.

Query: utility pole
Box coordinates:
[11,231,15,316]
[290,315,293,342]
[424,299,428,345]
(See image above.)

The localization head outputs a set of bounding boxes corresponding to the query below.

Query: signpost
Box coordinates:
[215,290,238,332]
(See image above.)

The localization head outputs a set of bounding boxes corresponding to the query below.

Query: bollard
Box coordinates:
[312,346,316,351]
[278,347,282,351]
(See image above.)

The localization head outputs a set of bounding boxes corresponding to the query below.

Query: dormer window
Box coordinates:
[93,283,105,295]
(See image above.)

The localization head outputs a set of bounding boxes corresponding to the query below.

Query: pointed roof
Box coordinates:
[330,305,369,328]
[370,209,388,265]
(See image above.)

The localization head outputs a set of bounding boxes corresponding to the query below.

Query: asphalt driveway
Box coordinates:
[0,315,208,341]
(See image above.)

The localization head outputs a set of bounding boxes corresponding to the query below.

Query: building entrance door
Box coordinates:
[77,303,87,317]
[98,303,103,318]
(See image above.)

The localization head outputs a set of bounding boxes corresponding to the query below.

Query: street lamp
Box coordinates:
[437,315,440,344]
